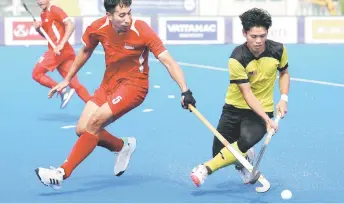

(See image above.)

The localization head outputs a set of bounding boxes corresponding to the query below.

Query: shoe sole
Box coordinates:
[60,89,75,109]
[115,138,137,176]
[34,168,62,190]
[35,168,48,186]
[190,174,200,187]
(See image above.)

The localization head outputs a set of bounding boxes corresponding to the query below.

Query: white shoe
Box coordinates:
[60,87,75,109]
[190,164,209,187]
[235,147,255,184]
[114,137,136,176]
[35,166,65,190]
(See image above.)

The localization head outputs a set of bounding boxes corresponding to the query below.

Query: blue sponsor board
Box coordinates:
[165,20,218,41]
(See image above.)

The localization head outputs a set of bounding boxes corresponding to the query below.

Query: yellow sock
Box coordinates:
[205,142,247,173]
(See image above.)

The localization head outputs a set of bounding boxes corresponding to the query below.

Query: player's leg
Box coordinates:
[60,84,147,179]
[235,111,273,183]
[75,90,124,153]
[35,101,115,189]
[35,84,147,189]
[106,84,147,176]
[51,58,75,109]
[32,51,58,88]
[191,104,244,187]
[57,58,91,103]
[32,51,74,108]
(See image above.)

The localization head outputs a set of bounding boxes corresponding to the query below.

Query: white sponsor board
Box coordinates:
[158,16,225,44]
[232,17,298,44]
[305,17,344,43]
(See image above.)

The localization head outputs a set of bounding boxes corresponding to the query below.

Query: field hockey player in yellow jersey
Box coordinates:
[190,8,290,187]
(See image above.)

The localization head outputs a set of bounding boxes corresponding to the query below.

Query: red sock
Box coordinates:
[61,132,99,179]
[98,130,124,152]
[74,85,91,103]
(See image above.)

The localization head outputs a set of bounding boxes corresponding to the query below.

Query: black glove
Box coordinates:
[181,89,196,111]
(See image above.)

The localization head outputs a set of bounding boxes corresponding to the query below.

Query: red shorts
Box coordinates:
[36,49,75,72]
[89,81,148,120]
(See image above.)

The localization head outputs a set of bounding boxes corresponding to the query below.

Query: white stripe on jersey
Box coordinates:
[51,21,61,43]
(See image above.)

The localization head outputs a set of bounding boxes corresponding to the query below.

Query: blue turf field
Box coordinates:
[0,44,343,203]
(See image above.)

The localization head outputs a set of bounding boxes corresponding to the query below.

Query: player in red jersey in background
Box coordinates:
[32,0,90,108]
[35,0,196,190]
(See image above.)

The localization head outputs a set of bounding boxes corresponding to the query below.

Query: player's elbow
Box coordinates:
[242,91,254,104]
[164,59,179,74]
[238,83,254,102]
[158,51,175,69]
[238,83,251,95]
[65,20,75,31]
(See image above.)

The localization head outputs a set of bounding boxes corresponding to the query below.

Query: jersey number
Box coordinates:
[112,96,122,104]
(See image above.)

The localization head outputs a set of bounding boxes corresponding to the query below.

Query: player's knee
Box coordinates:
[32,70,42,82]
[85,114,103,134]
[75,125,85,137]
[237,140,250,153]
[237,134,258,153]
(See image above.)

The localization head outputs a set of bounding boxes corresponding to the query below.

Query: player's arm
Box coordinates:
[48,26,98,98]
[278,45,290,102]
[48,45,94,98]
[64,45,95,82]
[158,51,196,109]
[158,51,188,92]
[139,20,195,108]
[230,59,271,122]
[276,45,290,117]
[33,21,45,38]
[239,83,271,121]
[65,25,98,81]
[140,21,188,92]
[59,18,75,47]
[53,6,75,47]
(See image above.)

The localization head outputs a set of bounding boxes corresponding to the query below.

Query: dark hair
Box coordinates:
[104,0,132,13]
[239,8,272,32]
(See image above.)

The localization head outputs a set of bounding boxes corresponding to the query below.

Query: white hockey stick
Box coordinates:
[247,114,281,184]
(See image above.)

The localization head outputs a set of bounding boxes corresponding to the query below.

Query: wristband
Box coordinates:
[281,94,288,102]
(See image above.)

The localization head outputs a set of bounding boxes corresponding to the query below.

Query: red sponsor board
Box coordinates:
[11,21,45,41]
[5,17,75,45]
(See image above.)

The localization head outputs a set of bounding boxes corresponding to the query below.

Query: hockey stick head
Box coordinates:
[256,180,270,193]
[248,171,261,184]
[255,174,271,193]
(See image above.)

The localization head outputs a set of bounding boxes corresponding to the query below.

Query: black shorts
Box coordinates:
[212,104,274,157]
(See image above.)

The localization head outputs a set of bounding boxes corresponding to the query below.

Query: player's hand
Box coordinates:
[33,21,41,30]
[48,80,69,98]
[266,118,278,134]
[276,100,288,118]
[54,43,64,55]
[181,89,196,111]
